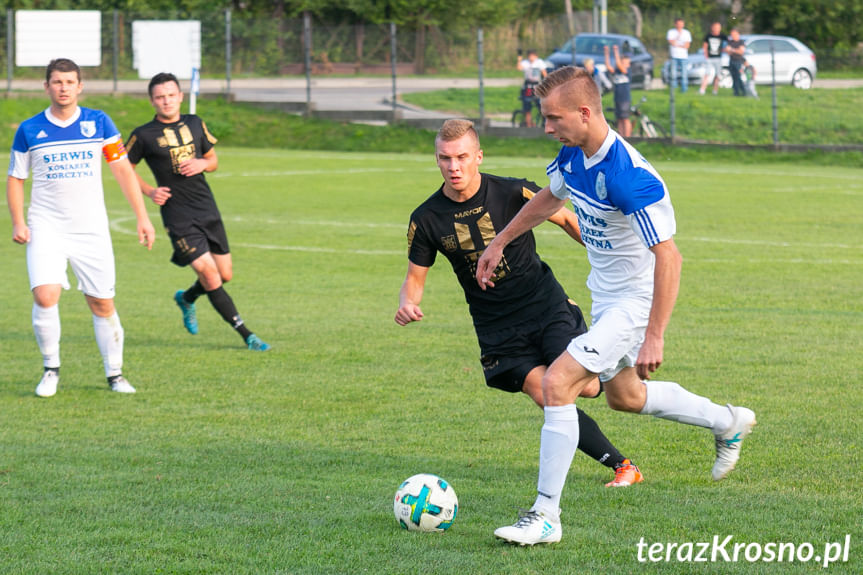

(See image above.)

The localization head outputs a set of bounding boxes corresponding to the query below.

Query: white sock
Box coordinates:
[32,303,61,368]
[640,380,733,433]
[533,404,580,519]
[93,313,124,378]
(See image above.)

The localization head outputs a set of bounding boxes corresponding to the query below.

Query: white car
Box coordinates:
[742,34,817,89]
[662,34,817,89]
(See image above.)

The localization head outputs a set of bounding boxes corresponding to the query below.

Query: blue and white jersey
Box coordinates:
[548,129,676,300]
[8,106,127,234]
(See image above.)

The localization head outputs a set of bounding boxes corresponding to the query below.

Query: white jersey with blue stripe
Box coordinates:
[547,128,676,300]
[8,106,125,234]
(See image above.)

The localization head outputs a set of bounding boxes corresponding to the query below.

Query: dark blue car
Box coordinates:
[546,33,655,91]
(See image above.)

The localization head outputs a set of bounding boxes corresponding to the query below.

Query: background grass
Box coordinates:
[1,148,861,573]
[3,90,863,169]
[401,85,863,146]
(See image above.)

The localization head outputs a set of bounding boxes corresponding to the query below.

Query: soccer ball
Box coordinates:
[393,473,458,532]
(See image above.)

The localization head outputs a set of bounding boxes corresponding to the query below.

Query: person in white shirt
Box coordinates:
[667,17,692,92]
[475,67,756,546]
[6,58,155,397]
[517,49,548,127]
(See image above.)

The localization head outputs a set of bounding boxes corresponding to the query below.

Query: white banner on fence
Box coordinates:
[132,20,201,80]
[15,10,102,67]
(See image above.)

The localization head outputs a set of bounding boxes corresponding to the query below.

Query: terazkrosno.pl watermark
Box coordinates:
[636,535,852,568]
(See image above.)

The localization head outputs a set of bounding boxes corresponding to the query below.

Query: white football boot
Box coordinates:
[494,509,561,545]
[712,404,756,480]
[35,369,59,398]
[109,376,136,394]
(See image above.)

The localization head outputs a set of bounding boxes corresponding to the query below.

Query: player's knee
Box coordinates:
[32,285,61,308]
[579,379,601,399]
[86,297,115,317]
[606,388,643,413]
[220,269,233,283]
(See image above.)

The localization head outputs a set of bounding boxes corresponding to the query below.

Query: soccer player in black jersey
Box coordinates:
[126,73,269,351]
[395,119,642,488]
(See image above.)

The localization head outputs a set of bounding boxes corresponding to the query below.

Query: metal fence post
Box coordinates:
[390,22,397,121]
[477,27,485,130]
[225,9,232,101]
[112,10,119,92]
[7,9,13,93]
[771,41,778,147]
[669,60,676,139]
[304,12,312,114]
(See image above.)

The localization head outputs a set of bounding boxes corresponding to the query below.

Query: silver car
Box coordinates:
[661,34,817,89]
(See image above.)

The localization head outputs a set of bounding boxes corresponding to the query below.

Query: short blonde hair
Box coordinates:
[436,119,480,147]
[536,66,602,111]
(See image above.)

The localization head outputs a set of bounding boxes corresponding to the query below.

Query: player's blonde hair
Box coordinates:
[436,119,480,149]
[535,66,602,113]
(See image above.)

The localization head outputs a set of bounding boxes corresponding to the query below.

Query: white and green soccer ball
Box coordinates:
[393,473,458,532]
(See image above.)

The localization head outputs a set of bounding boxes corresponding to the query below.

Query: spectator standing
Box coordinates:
[517,49,548,127]
[604,44,632,138]
[666,18,692,93]
[725,28,747,97]
[700,22,728,95]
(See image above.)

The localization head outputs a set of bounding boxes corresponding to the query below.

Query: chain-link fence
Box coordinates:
[1,8,860,149]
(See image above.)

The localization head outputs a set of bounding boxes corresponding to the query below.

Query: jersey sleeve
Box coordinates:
[199,118,217,155]
[546,149,572,200]
[100,113,127,164]
[407,217,436,268]
[8,127,30,179]
[125,129,144,165]
[518,179,543,205]
[608,169,676,248]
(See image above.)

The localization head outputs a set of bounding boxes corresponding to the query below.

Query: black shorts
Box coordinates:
[615,98,631,120]
[478,298,588,393]
[166,215,230,267]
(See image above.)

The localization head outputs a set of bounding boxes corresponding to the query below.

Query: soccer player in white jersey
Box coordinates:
[6,58,155,397]
[475,67,756,546]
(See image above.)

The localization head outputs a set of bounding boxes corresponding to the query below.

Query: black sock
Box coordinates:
[183,280,206,304]
[206,286,253,341]
[576,407,626,468]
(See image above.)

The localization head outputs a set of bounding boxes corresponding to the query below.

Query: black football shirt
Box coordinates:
[126,115,220,227]
[407,173,568,331]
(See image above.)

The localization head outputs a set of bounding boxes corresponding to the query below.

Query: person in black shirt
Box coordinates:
[395,119,642,487]
[725,28,747,97]
[126,73,270,351]
[700,22,728,95]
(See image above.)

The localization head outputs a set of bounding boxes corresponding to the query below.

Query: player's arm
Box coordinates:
[636,238,682,380]
[476,186,565,289]
[6,176,30,244]
[109,158,156,250]
[178,148,217,177]
[546,205,584,246]
[603,45,615,73]
[129,162,172,206]
[395,262,429,326]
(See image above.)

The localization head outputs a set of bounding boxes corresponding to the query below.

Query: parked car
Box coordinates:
[545,33,655,91]
[661,34,817,89]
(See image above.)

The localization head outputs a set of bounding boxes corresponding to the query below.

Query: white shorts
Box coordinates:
[707,57,723,79]
[26,225,116,299]
[565,297,650,382]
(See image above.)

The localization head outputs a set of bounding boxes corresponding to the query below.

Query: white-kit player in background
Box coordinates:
[476,66,756,546]
[6,58,155,397]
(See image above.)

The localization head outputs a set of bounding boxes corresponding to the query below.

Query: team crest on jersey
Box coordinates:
[80,121,96,138]
[595,171,607,200]
[441,235,458,252]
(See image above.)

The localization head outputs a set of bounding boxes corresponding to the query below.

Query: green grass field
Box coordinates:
[1,148,861,574]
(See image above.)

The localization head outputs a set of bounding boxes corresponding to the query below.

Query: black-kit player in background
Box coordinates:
[126,72,270,352]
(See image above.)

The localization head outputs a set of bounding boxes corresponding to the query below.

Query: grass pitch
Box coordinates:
[1,149,861,574]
